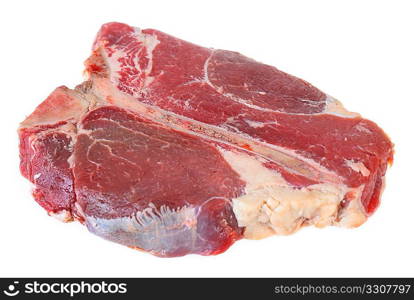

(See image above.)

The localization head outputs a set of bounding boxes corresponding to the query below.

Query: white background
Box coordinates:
[0,0,413,277]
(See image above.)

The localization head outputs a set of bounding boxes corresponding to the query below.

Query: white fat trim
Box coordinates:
[337,185,367,228]
[323,95,360,118]
[219,148,367,239]
[218,146,288,189]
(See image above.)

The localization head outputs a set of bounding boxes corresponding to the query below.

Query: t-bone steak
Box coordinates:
[19,22,393,257]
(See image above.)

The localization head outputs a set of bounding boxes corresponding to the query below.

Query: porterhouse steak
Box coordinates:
[19,22,393,257]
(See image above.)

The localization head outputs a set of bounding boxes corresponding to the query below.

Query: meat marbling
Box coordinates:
[19,22,393,257]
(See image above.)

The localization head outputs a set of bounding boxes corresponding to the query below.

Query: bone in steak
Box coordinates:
[19,22,393,257]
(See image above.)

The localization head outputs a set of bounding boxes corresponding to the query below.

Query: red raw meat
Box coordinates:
[19,22,393,257]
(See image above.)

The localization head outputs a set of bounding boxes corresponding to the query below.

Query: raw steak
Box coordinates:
[19,22,393,257]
